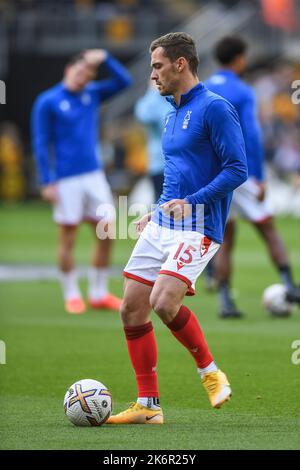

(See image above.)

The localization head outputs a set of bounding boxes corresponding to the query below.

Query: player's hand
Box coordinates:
[256,182,266,201]
[41,184,58,203]
[84,49,108,67]
[134,213,151,235]
[160,199,191,220]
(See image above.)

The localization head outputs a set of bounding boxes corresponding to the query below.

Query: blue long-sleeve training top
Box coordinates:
[206,70,264,182]
[134,87,171,176]
[31,55,132,185]
[152,82,248,244]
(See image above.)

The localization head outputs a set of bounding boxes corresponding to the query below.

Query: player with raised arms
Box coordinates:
[32,49,132,314]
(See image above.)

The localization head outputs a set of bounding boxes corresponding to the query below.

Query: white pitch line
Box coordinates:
[0,265,123,282]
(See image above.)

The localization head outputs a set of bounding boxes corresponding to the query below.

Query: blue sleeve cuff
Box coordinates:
[39,172,56,186]
[185,192,203,206]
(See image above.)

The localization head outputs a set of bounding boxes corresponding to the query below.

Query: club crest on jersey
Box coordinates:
[82,93,91,105]
[200,236,212,257]
[182,110,192,129]
[59,100,70,112]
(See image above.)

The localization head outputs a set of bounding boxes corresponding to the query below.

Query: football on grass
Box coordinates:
[64,379,112,426]
[262,284,295,317]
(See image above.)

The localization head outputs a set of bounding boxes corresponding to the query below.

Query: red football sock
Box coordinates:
[124,322,159,398]
[166,305,213,368]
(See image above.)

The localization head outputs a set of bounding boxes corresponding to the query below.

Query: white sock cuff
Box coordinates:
[197,361,218,378]
[137,397,161,410]
[88,266,109,300]
[59,269,81,300]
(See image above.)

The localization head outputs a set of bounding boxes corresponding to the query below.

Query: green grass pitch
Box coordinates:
[0,202,300,450]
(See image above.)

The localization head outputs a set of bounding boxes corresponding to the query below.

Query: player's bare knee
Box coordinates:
[255,219,275,238]
[59,237,75,252]
[151,294,178,322]
[119,299,144,326]
[119,299,133,323]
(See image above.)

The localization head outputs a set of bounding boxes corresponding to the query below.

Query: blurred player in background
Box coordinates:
[134,81,171,201]
[206,36,300,318]
[31,49,132,314]
[107,32,248,425]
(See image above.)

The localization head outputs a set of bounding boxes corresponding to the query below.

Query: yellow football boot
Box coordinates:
[202,370,231,408]
[106,402,163,424]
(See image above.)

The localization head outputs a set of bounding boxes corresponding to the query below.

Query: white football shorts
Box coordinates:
[53,170,115,225]
[124,221,220,296]
[229,178,273,223]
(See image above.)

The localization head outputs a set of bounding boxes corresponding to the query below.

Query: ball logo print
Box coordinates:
[64,379,112,426]
[68,383,98,413]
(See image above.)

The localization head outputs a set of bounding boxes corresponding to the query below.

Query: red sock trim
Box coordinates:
[166,305,191,332]
[124,322,153,341]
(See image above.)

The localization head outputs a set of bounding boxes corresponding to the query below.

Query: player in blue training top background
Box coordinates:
[206,36,300,318]
[134,80,171,202]
[107,32,248,425]
[32,49,132,314]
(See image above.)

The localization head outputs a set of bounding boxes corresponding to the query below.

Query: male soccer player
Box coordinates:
[206,36,300,318]
[107,32,248,425]
[134,81,171,201]
[32,49,132,314]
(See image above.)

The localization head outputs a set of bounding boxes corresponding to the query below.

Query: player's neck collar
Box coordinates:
[167,82,205,108]
[61,81,83,95]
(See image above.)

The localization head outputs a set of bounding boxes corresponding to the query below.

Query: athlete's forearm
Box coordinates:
[34,151,53,185]
[242,122,264,182]
[188,99,248,205]
[104,54,132,87]
[32,123,53,185]
[31,95,54,185]
[239,96,265,182]
[185,165,248,205]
